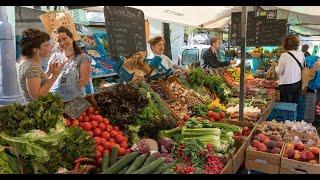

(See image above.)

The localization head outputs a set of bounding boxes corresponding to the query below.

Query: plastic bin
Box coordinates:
[93,32,109,58]
[296,95,306,121]
[267,102,297,121]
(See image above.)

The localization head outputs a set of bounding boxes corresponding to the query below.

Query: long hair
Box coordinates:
[52,26,81,56]
[20,28,50,58]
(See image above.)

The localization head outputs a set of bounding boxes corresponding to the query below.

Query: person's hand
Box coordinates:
[230,60,237,64]
[51,61,65,78]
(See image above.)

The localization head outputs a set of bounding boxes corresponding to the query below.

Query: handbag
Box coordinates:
[287,52,318,93]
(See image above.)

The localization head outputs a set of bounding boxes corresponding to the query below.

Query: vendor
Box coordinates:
[276,34,305,103]
[49,26,92,101]
[147,35,185,75]
[202,37,236,69]
[17,28,64,102]
[302,44,311,57]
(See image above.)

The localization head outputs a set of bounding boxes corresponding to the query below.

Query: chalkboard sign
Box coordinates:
[231,11,287,47]
[64,97,92,120]
[163,23,172,60]
[103,6,147,59]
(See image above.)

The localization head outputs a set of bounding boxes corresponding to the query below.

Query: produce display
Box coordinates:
[81,35,96,46]
[284,120,317,136]
[283,143,319,164]
[248,133,283,154]
[64,106,130,166]
[87,49,100,58]
[256,120,287,137]
[227,105,261,122]
[168,81,203,106]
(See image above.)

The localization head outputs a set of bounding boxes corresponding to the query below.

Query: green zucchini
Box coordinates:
[101,153,110,172]
[125,154,148,174]
[102,152,139,174]
[118,166,129,174]
[109,147,118,167]
[141,155,156,167]
[161,168,174,174]
[152,163,172,174]
[132,157,165,174]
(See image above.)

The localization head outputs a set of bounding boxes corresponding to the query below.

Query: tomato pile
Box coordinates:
[207,110,225,122]
[65,106,130,166]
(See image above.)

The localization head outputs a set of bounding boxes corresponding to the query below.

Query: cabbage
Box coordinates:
[131,138,159,154]
[158,137,174,153]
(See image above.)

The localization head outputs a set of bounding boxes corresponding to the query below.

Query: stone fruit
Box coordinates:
[271,147,281,154]
[253,135,261,142]
[309,147,320,157]
[305,150,315,161]
[257,143,267,152]
[287,148,295,159]
[286,143,294,149]
[267,140,277,150]
[252,140,260,148]
[262,136,271,144]
[276,141,283,148]
[294,150,301,161]
[294,143,304,151]
[270,135,280,142]
[300,151,307,162]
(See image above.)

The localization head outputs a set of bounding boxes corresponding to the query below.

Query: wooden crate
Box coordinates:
[284,131,320,146]
[221,158,233,174]
[280,143,320,174]
[280,168,309,174]
[245,143,284,174]
[150,80,177,101]
[232,138,248,174]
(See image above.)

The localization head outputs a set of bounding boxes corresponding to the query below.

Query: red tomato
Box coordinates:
[95,111,100,115]
[93,128,102,137]
[114,126,120,131]
[89,114,94,120]
[96,145,104,153]
[83,122,92,131]
[103,118,110,125]
[208,111,214,118]
[82,112,87,117]
[87,107,95,115]
[115,135,124,143]
[120,142,128,149]
[117,132,124,136]
[91,121,98,129]
[94,137,101,145]
[87,131,94,137]
[100,138,107,145]
[73,120,79,126]
[110,130,118,138]
[109,138,115,143]
[83,116,90,122]
[103,142,112,150]
[98,123,106,131]
[123,136,128,142]
[96,115,103,122]
[79,122,84,128]
[65,119,72,126]
[96,150,102,158]
[78,116,84,122]
[118,147,126,156]
[126,149,131,153]
[101,131,110,139]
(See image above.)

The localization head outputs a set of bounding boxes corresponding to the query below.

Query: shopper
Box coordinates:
[202,37,236,69]
[276,34,305,103]
[302,44,311,57]
[49,26,91,101]
[17,28,64,102]
[147,35,185,75]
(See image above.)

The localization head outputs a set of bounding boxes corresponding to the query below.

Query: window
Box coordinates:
[181,49,199,66]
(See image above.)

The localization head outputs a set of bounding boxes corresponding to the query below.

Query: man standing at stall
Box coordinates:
[202,37,236,69]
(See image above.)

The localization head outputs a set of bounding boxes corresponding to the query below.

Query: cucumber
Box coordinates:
[118,166,129,174]
[141,155,156,167]
[152,164,172,174]
[132,157,165,174]
[125,154,148,174]
[102,152,139,174]
[101,153,110,172]
[109,147,119,167]
[161,168,174,174]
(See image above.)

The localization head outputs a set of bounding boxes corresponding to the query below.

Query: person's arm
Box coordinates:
[46,53,57,77]
[212,52,230,67]
[25,68,59,100]
[77,55,91,88]
[275,54,285,76]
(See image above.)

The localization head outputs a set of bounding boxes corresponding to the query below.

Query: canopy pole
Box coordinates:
[239,6,247,122]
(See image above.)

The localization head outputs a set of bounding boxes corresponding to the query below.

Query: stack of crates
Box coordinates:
[267,102,297,122]
[296,95,306,121]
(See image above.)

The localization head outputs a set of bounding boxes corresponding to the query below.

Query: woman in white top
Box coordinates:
[147,35,185,76]
[276,34,305,103]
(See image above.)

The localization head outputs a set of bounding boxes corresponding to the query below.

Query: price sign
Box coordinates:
[64,97,92,120]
